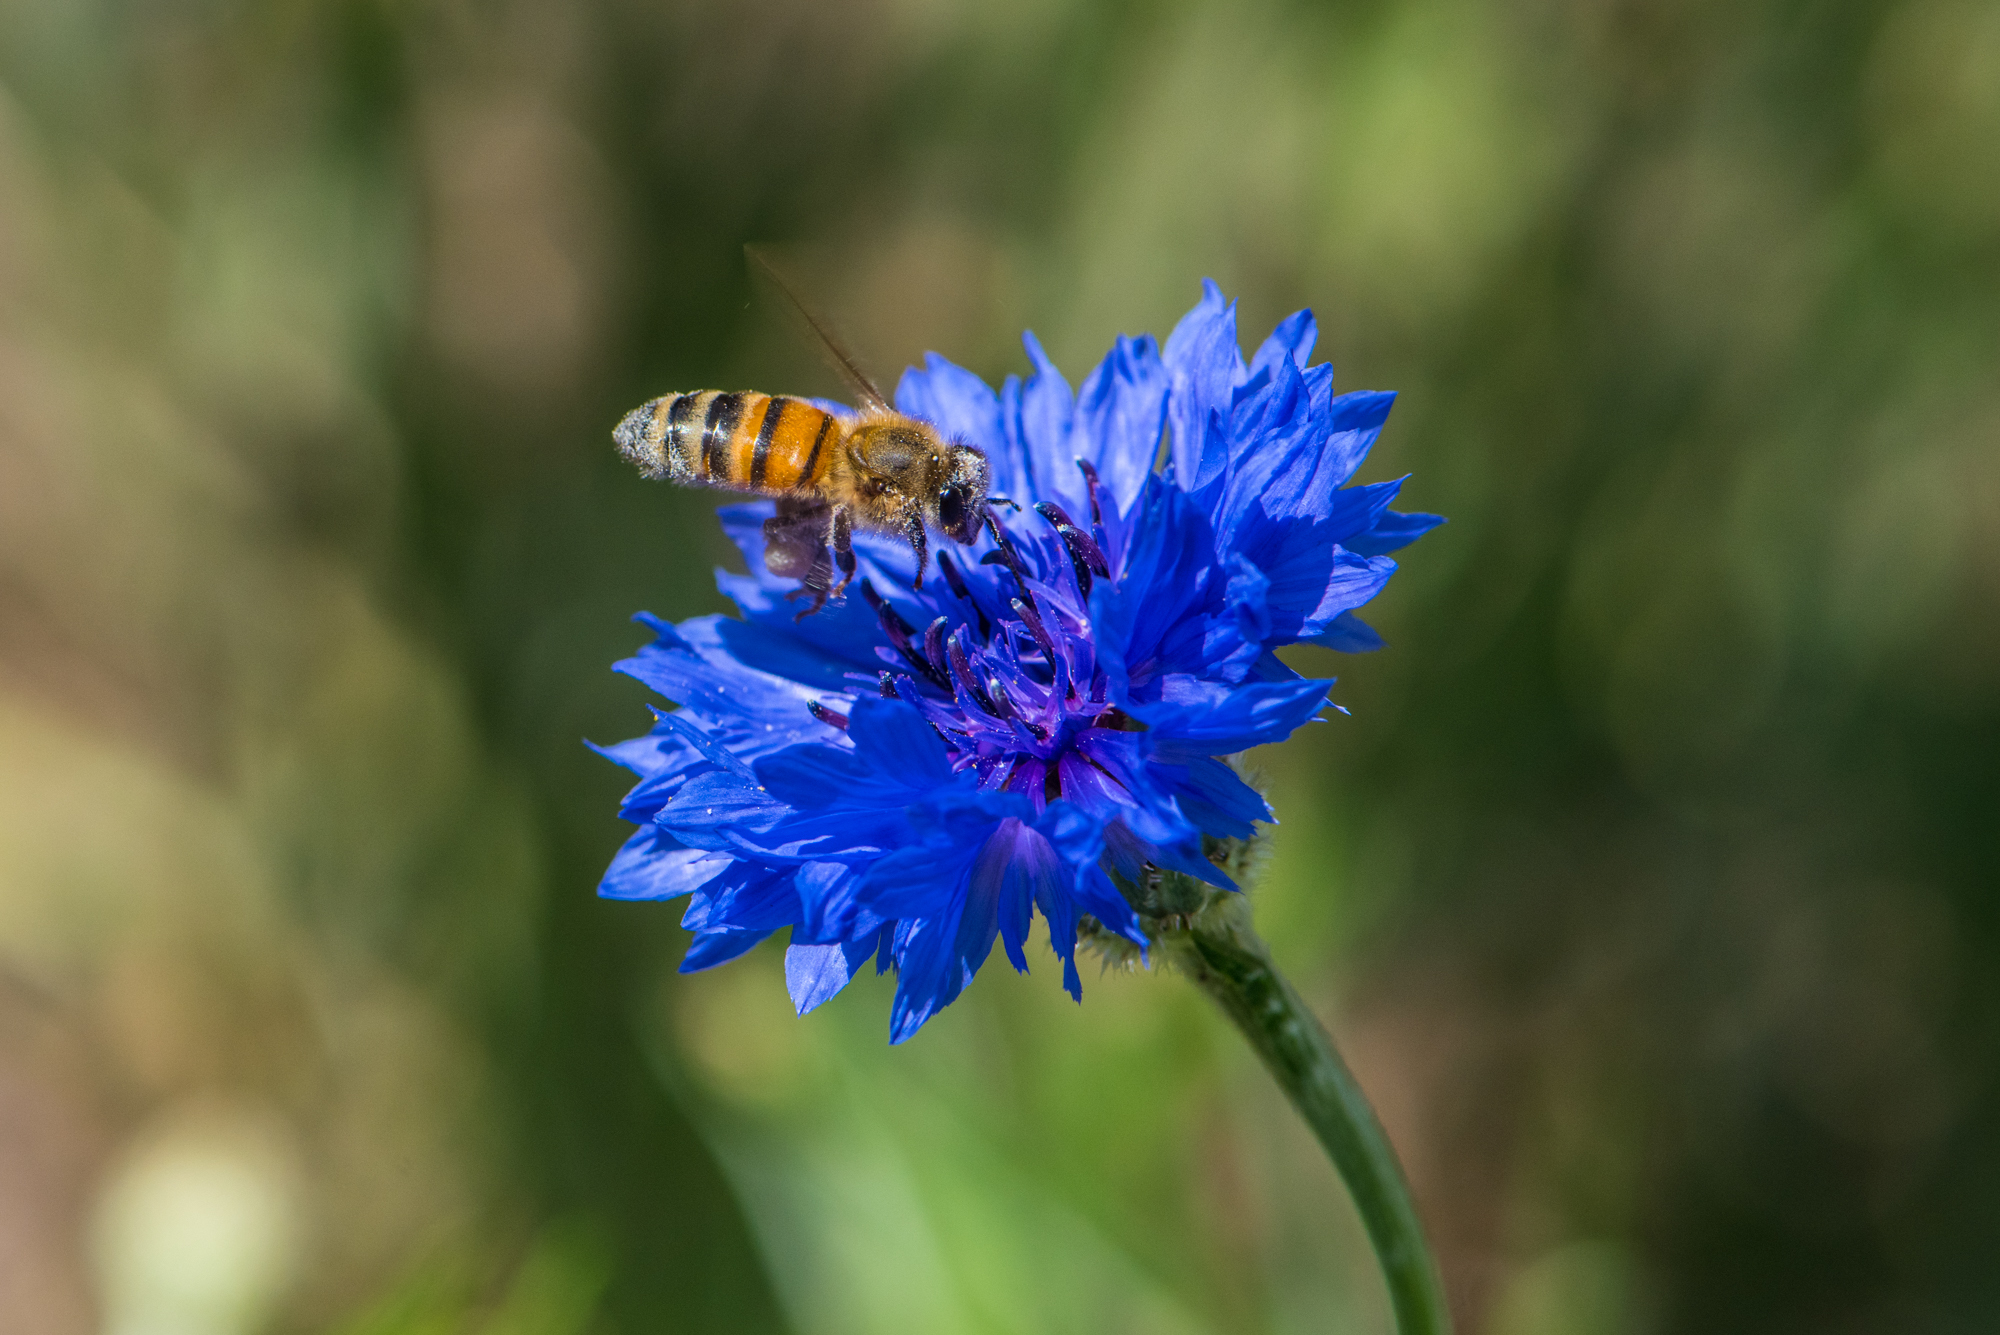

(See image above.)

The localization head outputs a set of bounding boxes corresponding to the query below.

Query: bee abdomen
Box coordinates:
[613,391,842,493]
[612,392,707,482]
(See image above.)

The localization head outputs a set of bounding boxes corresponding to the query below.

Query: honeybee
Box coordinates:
[613,253,991,614]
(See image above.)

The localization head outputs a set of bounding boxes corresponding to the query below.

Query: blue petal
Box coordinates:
[846,697,956,787]
[869,810,1093,1038]
[1257,542,1397,642]
[651,710,758,778]
[1101,816,1233,892]
[1206,361,1339,552]
[1029,803,1117,997]
[784,930,888,1015]
[1203,385,1400,568]
[1158,755,1271,840]
[599,724,708,823]
[1092,478,1258,696]
[1311,610,1387,653]
[702,616,875,696]
[1162,279,1244,489]
[660,769,908,862]
[1060,735,1221,888]
[784,943,853,1014]
[657,769,787,843]
[754,743,905,808]
[1135,675,1335,756]
[1226,552,1273,643]
[1071,334,1169,526]
[1072,863,1147,948]
[588,727,690,778]
[1344,509,1447,557]
[1248,307,1317,380]
[688,859,804,932]
[1308,390,1399,496]
[614,615,835,751]
[681,927,775,972]
[598,826,733,901]
[990,331,1075,509]
[884,860,996,1044]
[792,860,887,941]
[854,807,996,919]
[977,816,1069,977]
[1231,476,1403,574]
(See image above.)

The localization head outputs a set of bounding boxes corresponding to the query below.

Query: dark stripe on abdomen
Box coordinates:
[799,412,834,486]
[703,393,745,480]
[751,397,789,486]
[666,394,701,477]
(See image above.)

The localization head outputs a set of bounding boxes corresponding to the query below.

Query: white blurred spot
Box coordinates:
[91,1103,301,1335]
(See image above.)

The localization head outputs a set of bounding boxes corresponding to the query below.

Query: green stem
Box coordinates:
[1158,892,1452,1335]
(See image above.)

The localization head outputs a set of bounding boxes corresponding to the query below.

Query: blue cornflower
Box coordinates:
[596,282,1441,1042]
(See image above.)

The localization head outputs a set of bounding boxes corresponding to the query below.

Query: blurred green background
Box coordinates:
[2,1,1996,1332]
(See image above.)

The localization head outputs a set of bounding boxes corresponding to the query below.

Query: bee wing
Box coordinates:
[746,244,893,415]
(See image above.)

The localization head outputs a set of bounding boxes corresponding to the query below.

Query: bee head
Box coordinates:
[935,445,990,544]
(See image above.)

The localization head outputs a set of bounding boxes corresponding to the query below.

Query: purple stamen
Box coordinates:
[1075,457,1104,526]
[1033,501,1111,597]
[980,509,1038,611]
[946,628,1002,717]
[1012,596,1058,662]
[936,549,972,600]
[924,617,951,680]
[864,579,948,690]
[861,581,913,643]
[1011,596,1071,699]
[807,700,849,730]
[935,551,992,639]
[1075,457,1112,553]
[860,581,905,644]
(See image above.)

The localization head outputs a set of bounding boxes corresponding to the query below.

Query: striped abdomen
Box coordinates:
[613,391,842,494]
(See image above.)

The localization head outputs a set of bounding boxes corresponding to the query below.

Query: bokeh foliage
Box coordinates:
[1,1,1995,1333]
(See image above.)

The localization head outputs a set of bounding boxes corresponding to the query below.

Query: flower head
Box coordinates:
[597,282,1441,1042]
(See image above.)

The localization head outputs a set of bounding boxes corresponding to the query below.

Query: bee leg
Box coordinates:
[829,507,857,600]
[764,498,831,579]
[903,515,928,592]
[765,498,837,618]
[785,543,835,620]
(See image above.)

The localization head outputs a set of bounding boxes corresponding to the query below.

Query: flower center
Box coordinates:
[810,495,1123,809]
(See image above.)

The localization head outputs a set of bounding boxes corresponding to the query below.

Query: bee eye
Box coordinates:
[938,485,967,535]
